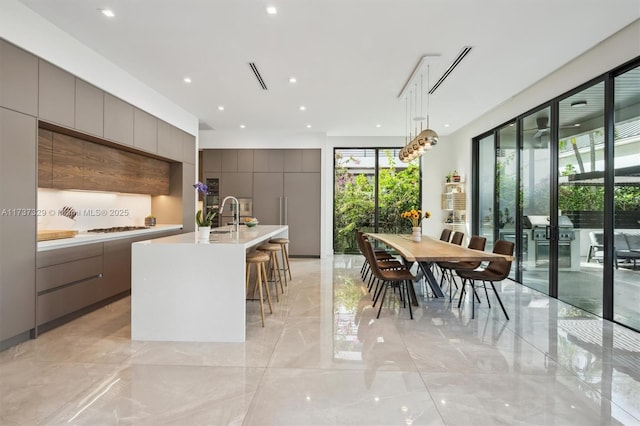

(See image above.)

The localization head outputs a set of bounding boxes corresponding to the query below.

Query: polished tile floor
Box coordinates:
[1,255,640,425]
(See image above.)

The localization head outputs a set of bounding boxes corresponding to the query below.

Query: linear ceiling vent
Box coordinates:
[249,62,268,90]
[428,46,472,94]
[199,121,215,131]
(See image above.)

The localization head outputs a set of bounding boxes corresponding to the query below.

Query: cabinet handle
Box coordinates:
[284,197,288,225]
[278,197,283,225]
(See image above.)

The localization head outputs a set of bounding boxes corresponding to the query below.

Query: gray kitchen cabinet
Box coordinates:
[0,108,36,343]
[0,40,38,116]
[284,172,321,256]
[252,172,284,226]
[237,149,254,172]
[75,79,104,136]
[157,119,172,158]
[253,149,284,172]
[156,124,182,161]
[36,243,104,329]
[221,172,253,199]
[202,150,222,172]
[283,149,303,172]
[182,132,196,164]
[221,150,238,172]
[104,93,134,146]
[183,163,196,232]
[302,149,321,172]
[134,108,157,153]
[38,60,75,128]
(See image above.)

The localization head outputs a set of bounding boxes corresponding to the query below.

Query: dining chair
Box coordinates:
[355,230,394,280]
[437,235,487,301]
[456,240,514,320]
[355,230,403,293]
[450,231,464,246]
[361,236,415,319]
[439,228,452,242]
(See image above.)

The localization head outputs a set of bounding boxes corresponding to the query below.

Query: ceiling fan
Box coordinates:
[524,117,579,139]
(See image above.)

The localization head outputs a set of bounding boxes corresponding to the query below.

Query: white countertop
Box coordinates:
[37,224,183,251]
[135,225,287,249]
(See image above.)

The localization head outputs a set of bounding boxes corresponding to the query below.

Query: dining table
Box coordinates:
[365,233,513,304]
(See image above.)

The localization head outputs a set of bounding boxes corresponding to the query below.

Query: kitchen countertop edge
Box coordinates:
[37,224,184,251]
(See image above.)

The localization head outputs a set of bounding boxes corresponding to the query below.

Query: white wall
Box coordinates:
[442,19,640,237]
[0,0,198,137]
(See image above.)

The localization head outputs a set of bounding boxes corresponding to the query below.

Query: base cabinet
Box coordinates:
[35,230,182,332]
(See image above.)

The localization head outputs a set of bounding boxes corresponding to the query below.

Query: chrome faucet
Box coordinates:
[219,196,240,233]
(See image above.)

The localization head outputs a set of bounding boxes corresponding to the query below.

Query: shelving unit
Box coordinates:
[441,181,466,233]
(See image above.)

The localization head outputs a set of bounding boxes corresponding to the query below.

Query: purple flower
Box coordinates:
[193,182,208,193]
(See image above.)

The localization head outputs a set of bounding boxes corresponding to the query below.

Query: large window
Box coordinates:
[333,148,421,253]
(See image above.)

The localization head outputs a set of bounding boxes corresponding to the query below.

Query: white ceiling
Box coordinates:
[17,0,640,137]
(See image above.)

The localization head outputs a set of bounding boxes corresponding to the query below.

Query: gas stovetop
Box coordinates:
[87,226,149,233]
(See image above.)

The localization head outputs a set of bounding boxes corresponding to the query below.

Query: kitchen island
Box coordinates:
[131,225,288,342]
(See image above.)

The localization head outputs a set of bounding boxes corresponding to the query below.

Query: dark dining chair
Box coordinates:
[355,230,403,294]
[450,231,464,246]
[437,235,487,301]
[361,236,415,319]
[456,240,514,320]
[439,228,452,242]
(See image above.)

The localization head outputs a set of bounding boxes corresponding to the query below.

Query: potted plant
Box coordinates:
[144,215,156,227]
[445,171,452,183]
[452,170,461,182]
[195,209,216,240]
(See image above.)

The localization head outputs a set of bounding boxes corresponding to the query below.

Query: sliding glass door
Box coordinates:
[613,65,640,331]
[520,106,552,295]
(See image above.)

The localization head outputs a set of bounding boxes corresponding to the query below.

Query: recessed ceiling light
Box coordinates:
[239,124,246,129]
[183,77,191,84]
[299,105,306,111]
[444,123,450,128]
[306,124,312,128]
[574,123,581,127]
[100,9,115,18]
[375,124,382,128]
[266,6,277,15]
[217,106,224,111]
[289,77,297,84]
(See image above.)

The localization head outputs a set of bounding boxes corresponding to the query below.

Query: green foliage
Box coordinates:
[334,150,421,253]
[195,209,216,227]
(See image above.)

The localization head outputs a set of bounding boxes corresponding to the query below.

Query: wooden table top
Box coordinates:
[366,233,513,262]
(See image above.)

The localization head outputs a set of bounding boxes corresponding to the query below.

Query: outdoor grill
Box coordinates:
[524,215,577,268]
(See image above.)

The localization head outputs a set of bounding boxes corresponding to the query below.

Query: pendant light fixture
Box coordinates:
[397,55,440,163]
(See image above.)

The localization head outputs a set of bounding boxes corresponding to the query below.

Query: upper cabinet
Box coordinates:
[75,79,104,137]
[134,108,157,153]
[38,60,75,128]
[182,132,196,164]
[157,120,181,161]
[104,94,134,146]
[202,150,222,172]
[0,40,38,116]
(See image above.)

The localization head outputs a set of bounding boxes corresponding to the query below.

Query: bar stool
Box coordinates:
[269,237,292,284]
[245,251,273,327]
[257,243,285,298]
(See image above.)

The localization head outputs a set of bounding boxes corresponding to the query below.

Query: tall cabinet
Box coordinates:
[0,108,37,343]
[202,149,321,256]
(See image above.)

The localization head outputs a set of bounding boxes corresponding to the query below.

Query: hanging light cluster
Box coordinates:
[399,65,439,163]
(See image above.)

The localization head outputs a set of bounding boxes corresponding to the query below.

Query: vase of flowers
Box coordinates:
[401,209,431,242]
[194,182,216,240]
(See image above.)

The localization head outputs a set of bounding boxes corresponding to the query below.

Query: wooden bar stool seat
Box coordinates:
[269,237,292,284]
[257,243,285,298]
[246,251,273,327]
